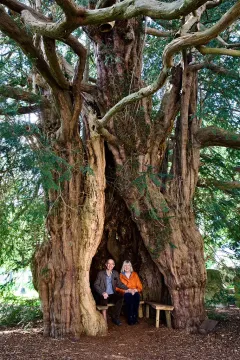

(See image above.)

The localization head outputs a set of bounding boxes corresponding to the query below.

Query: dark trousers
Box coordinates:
[99,293,124,320]
[124,292,140,324]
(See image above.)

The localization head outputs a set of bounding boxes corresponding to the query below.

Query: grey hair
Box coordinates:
[105,258,115,265]
[121,260,133,273]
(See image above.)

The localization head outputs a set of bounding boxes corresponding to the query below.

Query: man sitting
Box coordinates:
[94,259,129,325]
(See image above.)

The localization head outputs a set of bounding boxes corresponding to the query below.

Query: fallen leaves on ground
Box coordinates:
[0,308,239,360]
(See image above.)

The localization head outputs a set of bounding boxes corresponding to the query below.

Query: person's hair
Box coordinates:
[121,260,133,273]
[105,259,115,266]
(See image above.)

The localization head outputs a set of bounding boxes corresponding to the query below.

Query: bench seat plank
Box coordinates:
[145,302,174,328]
[97,301,145,318]
[145,301,174,311]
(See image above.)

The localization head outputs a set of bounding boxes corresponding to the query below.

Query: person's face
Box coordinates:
[106,260,115,271]
[124,263,131,272]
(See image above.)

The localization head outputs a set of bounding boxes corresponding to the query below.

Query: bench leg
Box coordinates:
[156,309,160,328]
[102,309,107,322]
[165,310,171,328]
[138,304,143,318]
[146,304,149,318]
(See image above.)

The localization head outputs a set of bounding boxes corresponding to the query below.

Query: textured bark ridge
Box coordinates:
[94,19,206,332]
[78,114,107,336]
[33,106,107,337]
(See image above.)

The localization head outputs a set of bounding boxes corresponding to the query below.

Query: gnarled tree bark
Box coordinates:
[92,19,206,332]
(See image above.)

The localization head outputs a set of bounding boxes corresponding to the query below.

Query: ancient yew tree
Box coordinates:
[0,0,240,337]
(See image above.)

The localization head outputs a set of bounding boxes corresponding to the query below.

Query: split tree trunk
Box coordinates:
[91,163,165,303]
[93,19,206,332]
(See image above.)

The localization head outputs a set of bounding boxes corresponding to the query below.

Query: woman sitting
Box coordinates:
[117,260,143,325]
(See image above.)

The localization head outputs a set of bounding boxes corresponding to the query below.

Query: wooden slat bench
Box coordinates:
[97,300,145,318]
[96,303,115,311]
[145,302,174,328]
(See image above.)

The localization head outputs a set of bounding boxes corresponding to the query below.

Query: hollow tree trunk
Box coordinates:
[93,19,206,332]
[33,104,107,337]
[91,150,165,302]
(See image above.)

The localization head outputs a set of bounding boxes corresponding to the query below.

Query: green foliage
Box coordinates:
[0,119,77,270]
[205,288,235,308]
[132,166,173,195]
[80,165,94,176]
[130,202,141,217]
[205,268,239,308]
[195,147,240,260]
[0,37,30,90]
[0,296,42,327]
[0,277,42,327]
[132,174,147,195]
[0,124,44,270]
[234,272,240,307]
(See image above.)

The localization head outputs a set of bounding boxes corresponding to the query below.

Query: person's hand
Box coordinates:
[125,289,132,294]
[132,289,138,294]
[102,292,109,299]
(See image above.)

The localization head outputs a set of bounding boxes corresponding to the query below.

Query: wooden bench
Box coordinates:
[96,303,115,311]
[97,300,145,318]
[145,302,174,328]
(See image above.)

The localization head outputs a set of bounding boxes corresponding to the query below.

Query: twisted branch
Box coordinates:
[9,0,211,39]
[195,126,240,149]
[97,1,240,129]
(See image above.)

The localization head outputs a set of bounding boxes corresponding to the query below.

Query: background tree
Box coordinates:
[0,0,240,338]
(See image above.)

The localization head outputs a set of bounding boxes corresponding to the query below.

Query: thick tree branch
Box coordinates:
[0,85,47,104]
[198,179,240,190]
[145,27,173,38]
[0,0,48,20]
[80,83,97,94]
[64,35,87,88]
[82,98,119,145]
[180,5,207,35]
[0,6,60,90]
[19,0,211,39]
[206,0,222,9]
[63,35,87,133]
[96,0,111,9]
[43,37,70,89]
[226,42,240,48]
[188,62,240,80]
[163,1,240,67]
[195,126,240,149]
[197,45,240,57]
[97,1,240,128]
[97,68,169,128]
[199,22,230,47]
[54,0,79,17]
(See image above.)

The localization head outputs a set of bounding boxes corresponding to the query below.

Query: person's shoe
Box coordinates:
[112,318,122,326]
[128,316,133,325]
[132,316,138,325]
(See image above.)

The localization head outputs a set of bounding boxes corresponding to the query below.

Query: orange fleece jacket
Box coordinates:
[116,272,143,295]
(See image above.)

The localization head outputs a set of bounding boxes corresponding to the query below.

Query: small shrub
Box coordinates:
[0,297,42,327]
[205,288,235,308]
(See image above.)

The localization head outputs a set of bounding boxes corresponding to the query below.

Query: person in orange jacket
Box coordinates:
[116,260,143,325]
